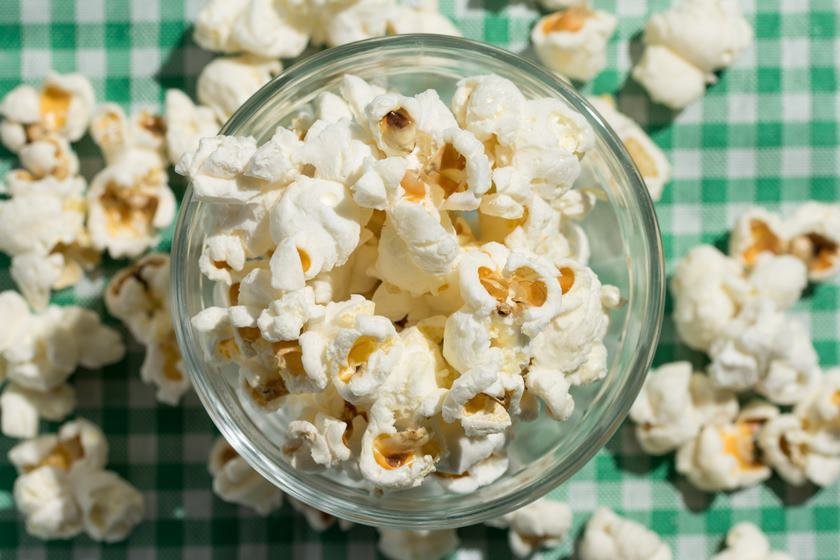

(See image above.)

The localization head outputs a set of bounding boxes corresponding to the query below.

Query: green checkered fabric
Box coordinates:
[1,0,838,558]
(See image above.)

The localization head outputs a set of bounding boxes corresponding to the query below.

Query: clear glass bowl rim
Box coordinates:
[171,34,665,529]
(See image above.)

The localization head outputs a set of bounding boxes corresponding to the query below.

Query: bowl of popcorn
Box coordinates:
[171,34,664,528]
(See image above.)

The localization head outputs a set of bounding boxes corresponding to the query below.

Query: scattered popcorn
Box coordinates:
[630,362,737,455]
[0,72,94,152]
[746,254,807,311]
[376,527,459,560]
[708,298,820,405]
[538,0,589,9]
[532,6,617,82]
[197,54,282,122]
[185,74,618,492]
[386,0,461,36]
[633,0,752,110]
[106,254,189,405]
[588,96,671,201]
[0,382,76,439]
[8,418,143,542]
[288,496,352,532]
[18,133,79,179]
[89,103,166,165]
[787,201,840,281]
[164,89,221,165]
[728,207,787,268]
[208,436,284,515]
[758,413,840,487]
[711,522,794,560]
[676,401,777,492]
[486,497,572,558]
[579,507,672,560]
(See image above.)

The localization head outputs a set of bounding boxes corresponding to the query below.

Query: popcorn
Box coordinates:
[10,252,64,311]
[208,436,284,515]
[676,402,777,492]
[579,507,672,560]
[376,528,459,560]
[72,470,144,543]
[670,245,750,352]
[197,55,282,122]
[434,452,508,494]
[442,363,512,437]
[758,413,840,487]
[711,522,794,560]
[320,0,392,48]
[532,7,618,82]
[632,45,707,111]
[787,201,840,281]
[629,362,737,455]
[300,119,373,184]
[588,96,671,201]
[229,0,309,59]
[9,418,108,476]
[386,1,461,36]
[0,72,94,152]
[486,497,572,558]
[451,75,526,147]
[747,254,808,310]
[164,89,221,165]
[193,0,249,53]
[12,466,82,540]
[339,74,387,125]
[288,496,352,532]
[708,299,820,404]
[0,188,85,259]
[89,103,166,165]
[87,150,176,258]
[18,134,79,179]
[728,207,786,269]
[0,382,76,438]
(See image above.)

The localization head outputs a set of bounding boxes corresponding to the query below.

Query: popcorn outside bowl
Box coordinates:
[172,34,664,529]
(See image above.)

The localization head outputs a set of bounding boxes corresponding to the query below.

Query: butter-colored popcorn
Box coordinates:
[795,368,840,431]
[90,103,166,165]
[487,498,572,559]
[9,418,109,476]
[0,382,75,439]
[579,507,672,560]
[451,74,526,147]
[208,436,284,515]
[386,1,461,36]
[758,414,840,487]
[442,363,512,437]
[288,496,352,532]
[164,89,221,165]
[632,45,708,111]
[532,7,617,82]
[377,528,458,560]
[197,55,282,122]
[708,299,820,404]
[588,96,671,201]
[729,207,787,269]
[630,362,738,455]
[87,151,176,258]
[0,73,94,152]
[269,176,370,291]
[12,466,82,540]
[18,134,79,179]
[72,470,144,543]
[676,402,777,492]
[711,522,794,560]
[644,0,753,75]
[787,201,840,281]
[670,245,750,352]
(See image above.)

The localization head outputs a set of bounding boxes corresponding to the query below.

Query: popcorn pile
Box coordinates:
[9,419,144,542]
[632,0,753,110]
[630,202,840,491]
[182,72,621,492]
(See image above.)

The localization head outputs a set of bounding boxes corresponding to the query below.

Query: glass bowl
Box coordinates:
[171,34,664,529]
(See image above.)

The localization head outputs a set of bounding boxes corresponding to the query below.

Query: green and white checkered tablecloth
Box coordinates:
[0,0,838,558]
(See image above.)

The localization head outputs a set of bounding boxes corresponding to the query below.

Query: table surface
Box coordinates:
[0,0,839,558]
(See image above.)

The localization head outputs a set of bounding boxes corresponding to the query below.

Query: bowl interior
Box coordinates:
[172,35,664,529]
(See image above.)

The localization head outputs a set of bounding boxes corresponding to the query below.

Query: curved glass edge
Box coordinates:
[172,34,666,529]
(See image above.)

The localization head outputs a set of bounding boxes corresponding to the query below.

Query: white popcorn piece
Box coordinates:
[451,74,526,147]
[539,0,588,9]
[9,418,109,476]
[795,368,840,433]
[18,134,79,179]
[87,151,176,258]
[288,496,351,532]
[532,7,617,82]
[208,437,284,515]
[269,176,370,291]
[758,413,840,487]
[106,253,171,344]
[89,103,166,165]
[71,470,144,543]
[442,364,512,437]
[630,362,737,455]
[787,201,840,281]
[0,382,76,439]
[588,96,671,201]
[432,127,492,211]
[301,118,374,185]
[676,402,778,492]
[377,528,459,560]
[487,498,572,559]
[197,54,282,122]
[670,245,750,352]
[141,335,190,406]
[13,466,83,540]
[10,252,64,311]
[320,0,392,48]
[579,507,672,560]
[434,452,508,494]
[249,126,305,186]
[386,2,461,36]
[747,254,807,311]
[339,74,387,125]
[193,0,249,53]
[314,91,353,124]
[176,135,266,203]
[284,414,352,472]
[644,0,753,75]
[164,89,220,165]
[0,72,94,152]
[708,298,820,404]
[257,287,323,342]
[229,0,309,59]
[728,207,787,268]
[0,188,85,259]
[632,45,708,111]
[711,522,793,560]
